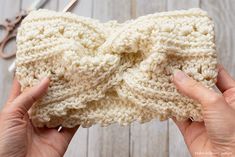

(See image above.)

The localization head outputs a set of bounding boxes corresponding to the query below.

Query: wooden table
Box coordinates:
[0,0,234,156]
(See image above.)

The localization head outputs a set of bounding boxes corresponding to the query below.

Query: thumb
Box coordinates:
[7,78,50,118]
[172,70,227,111]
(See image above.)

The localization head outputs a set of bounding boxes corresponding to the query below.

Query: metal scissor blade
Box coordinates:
[63,0,79,12]
[27,0,48,11]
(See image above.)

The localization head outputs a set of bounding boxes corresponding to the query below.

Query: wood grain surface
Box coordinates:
[0,0,233,156]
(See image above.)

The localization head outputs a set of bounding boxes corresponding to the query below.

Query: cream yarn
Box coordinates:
[16,8,217,128]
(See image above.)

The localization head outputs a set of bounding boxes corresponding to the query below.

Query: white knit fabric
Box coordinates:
[16,8,217,128]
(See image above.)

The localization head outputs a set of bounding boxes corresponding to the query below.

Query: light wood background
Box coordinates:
[0,0,234,157]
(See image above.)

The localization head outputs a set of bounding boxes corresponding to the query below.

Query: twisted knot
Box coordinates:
[16,8,217,128]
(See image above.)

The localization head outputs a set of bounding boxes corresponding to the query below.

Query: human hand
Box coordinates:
[0,78,78,157]
[172,65,235,157]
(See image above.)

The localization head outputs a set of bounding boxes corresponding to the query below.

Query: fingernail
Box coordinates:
[173,69,188,82]
[39,78,50,86]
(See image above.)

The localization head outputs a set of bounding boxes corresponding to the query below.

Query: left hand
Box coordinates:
[0,78,79,157]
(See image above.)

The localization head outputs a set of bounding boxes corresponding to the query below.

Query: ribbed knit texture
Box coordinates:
[16,8,217,128]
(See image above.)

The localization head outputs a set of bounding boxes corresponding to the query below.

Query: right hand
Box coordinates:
[172,65,235,157]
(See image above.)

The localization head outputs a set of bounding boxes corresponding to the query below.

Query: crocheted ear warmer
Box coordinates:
[16,8,217,128]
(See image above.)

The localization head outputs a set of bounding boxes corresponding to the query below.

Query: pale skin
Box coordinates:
[0,65,234,157]
[172,65,235,157]
[0,78,79,157]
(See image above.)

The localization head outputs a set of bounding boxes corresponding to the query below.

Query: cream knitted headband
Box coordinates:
[16,8,217,128]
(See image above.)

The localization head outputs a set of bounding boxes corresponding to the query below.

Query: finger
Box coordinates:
[172,118,207,148]
[172,70,227,109]
[5,77,21,105]
[60,126,79,142]
[172,117,191,136]
[216,64,235,93]
[7,78,50,118]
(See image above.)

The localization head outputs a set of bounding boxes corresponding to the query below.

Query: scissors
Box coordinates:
[0,0,50,59]
[0,0,78,59]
